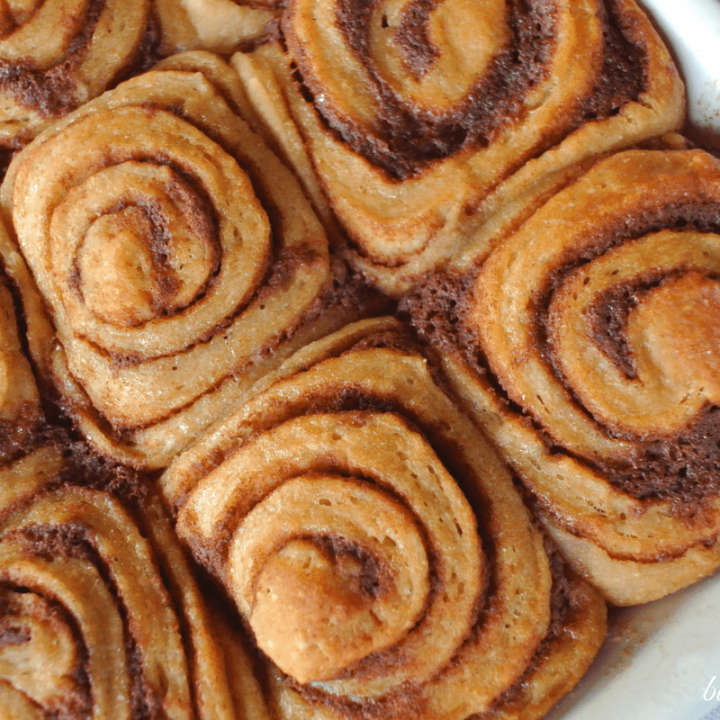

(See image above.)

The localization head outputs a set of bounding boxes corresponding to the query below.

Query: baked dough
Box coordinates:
[161,317,607,720]
[231,0,684,295]
[0,51,353,470]
[406,148,720,605]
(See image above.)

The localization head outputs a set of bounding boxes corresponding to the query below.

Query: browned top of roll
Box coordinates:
[285,0,644,180]
[0,51,334,470]
[161,317,606,720]
[233,0,684,295]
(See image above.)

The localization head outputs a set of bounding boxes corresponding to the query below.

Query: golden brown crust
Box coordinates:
[478,549,607,720]
[231,0,684,295]
[160,317,606,719]
[0,52,352,471]
[405,148,720,606]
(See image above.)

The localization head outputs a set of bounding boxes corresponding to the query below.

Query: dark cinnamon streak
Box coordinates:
[393,0,441,79]
[0,623,29,649]
[589,277,648,379]
[59,437,150,504]
[587,268,710,380]
[0,60,79,118]
[0,402,43,465]
[65,0,106,62]
[0,0,103,120]
[579,0,645,122]
[112,9,165,86]
[0,2,164,133]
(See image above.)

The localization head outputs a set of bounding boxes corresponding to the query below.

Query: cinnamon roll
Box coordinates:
[0,52,368,471]
[160,317,606,720]
[0,438,266,719]
[405,147,720,606]
[0,0,161,159]
[231,0,684,295]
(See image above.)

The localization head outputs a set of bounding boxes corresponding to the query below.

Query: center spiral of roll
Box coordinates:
[233,473,432,683]
[547,229,720,436]
[1,57,332,468]
[66,162,219,328]
[467,149,720,508]
[160,318,605,717]
[17,104,271,359]
[178,408,483,695]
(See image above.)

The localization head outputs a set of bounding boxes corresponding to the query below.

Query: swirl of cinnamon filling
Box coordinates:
[407,148,720,606]
[0,439,266,720]
[0,0,160,155]
[232,0,683,295]
[161,317,606,720]
[0,52,336,470]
